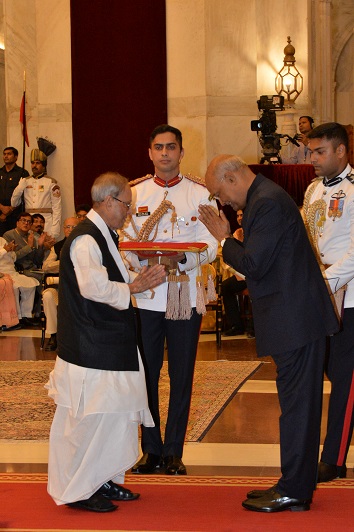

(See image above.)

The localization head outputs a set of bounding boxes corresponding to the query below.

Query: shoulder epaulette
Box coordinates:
[184,173,207,187]
[48,176,58,184]
[129,174,154,187]
[346,170,354,185]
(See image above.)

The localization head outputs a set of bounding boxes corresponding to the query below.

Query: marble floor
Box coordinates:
[0,328,353,479]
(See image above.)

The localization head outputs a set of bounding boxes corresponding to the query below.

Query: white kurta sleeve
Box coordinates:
[70,234,131,310]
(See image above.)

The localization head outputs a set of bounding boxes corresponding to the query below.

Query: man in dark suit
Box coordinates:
[0,147,29,235]
[198,155,339,513]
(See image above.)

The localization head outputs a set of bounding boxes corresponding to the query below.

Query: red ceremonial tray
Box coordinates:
[120,241,208,257]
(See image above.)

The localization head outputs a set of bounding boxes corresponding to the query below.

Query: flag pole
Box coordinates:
[21,71,26,169]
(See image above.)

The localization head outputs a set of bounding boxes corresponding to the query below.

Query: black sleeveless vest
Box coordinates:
[57,218,139,371]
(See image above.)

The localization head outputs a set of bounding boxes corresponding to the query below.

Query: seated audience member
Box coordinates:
[282,116,314,164]
[220,209,254,338]
[31,213,45,237]
[75,204,91,221]
[0,273,20,330]
[3,212,46,280]
[42,217,79,351]
[31,213,56,256]
[0,237,39,328]
[4,212,47,320]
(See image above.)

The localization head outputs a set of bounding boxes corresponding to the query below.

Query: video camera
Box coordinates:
[251,95,284,136]
[250,95,300,164]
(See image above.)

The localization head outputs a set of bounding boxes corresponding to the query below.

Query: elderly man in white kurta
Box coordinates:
[46,172,165,513]
[11,149,61,240]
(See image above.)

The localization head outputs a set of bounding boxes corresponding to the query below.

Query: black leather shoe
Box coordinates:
[44,334,57,351]
[223,326,244,336]
[317,461,347,483]
[67,493,117,512]
[2,323,21,331]
[242,491,311,513]
[97,480,140,501]
[131,453,162,474]
[164,455,187,475]
[246,484,278,499]
[20,317,40,328]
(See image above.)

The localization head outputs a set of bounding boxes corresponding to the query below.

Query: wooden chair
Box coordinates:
[237,288,253,335]
[40,273,59,349]
[201,259,223,348]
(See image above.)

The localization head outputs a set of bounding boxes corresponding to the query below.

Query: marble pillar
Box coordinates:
[166,0,310,172]
[3,0,73,238]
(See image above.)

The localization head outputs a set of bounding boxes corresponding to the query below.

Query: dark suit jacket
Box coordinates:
[223,174,338,357]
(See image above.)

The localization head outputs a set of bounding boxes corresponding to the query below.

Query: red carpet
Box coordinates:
[0,474,353,531]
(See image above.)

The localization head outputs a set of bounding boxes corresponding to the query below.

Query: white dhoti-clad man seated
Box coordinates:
[46,172,166,513]
[42,216,79,351]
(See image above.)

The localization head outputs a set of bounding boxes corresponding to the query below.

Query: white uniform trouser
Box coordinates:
[13,286,36,319]
[42,288,58,334]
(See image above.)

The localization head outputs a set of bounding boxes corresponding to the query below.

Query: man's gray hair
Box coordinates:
[91,172,128,203]
[220,156,247,175]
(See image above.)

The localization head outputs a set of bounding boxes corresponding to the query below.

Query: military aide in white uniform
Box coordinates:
[11,149,61,240]
[303,122,354,484]
[121,125,218,477]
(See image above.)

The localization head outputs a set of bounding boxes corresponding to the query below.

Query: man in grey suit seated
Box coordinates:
[3,212,46,325]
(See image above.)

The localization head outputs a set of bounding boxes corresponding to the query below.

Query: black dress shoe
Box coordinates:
[164,455,187,475]
[67,493,117,512]
[246,484,278,499]
[20,317,40,328]
[97,480,140,501]
[2,323,21,331]
[44,335,57,351]
[317,461,347,483]
[131,453,162,474]
[223,326,244,336]
[242,491,311,513]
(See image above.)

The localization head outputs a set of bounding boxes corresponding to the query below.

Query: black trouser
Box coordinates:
[221,276,247,329]
[321,307,354,467]
[137,307,202,458]
[272,337,326,500]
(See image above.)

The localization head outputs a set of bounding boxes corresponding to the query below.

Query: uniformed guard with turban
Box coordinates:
[11,138,61,240]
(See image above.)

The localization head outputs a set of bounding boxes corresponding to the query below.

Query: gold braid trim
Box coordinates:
[121,191,175,242]
[184,173,207,187]
[302,179,326,267]
[129,174,154,187]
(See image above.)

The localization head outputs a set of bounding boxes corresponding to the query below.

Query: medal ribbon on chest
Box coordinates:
[328,190,346,220]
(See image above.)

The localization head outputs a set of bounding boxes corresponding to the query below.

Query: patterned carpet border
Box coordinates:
[0,359,262,442]
[0,473,353,489]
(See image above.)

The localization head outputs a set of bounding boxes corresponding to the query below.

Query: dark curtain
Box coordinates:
[70,0,167,205]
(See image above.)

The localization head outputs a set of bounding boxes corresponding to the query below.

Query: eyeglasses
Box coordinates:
[208,176,226,202]
[112,196,132,209]
[64,225,77,229]
[19,219,32,224]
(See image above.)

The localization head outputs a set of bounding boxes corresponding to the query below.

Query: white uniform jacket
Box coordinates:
[121,174,218,312]
[304,163,354,308]
[11,175,62,239]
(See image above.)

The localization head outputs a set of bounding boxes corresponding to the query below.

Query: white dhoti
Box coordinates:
[46,353,154,505]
